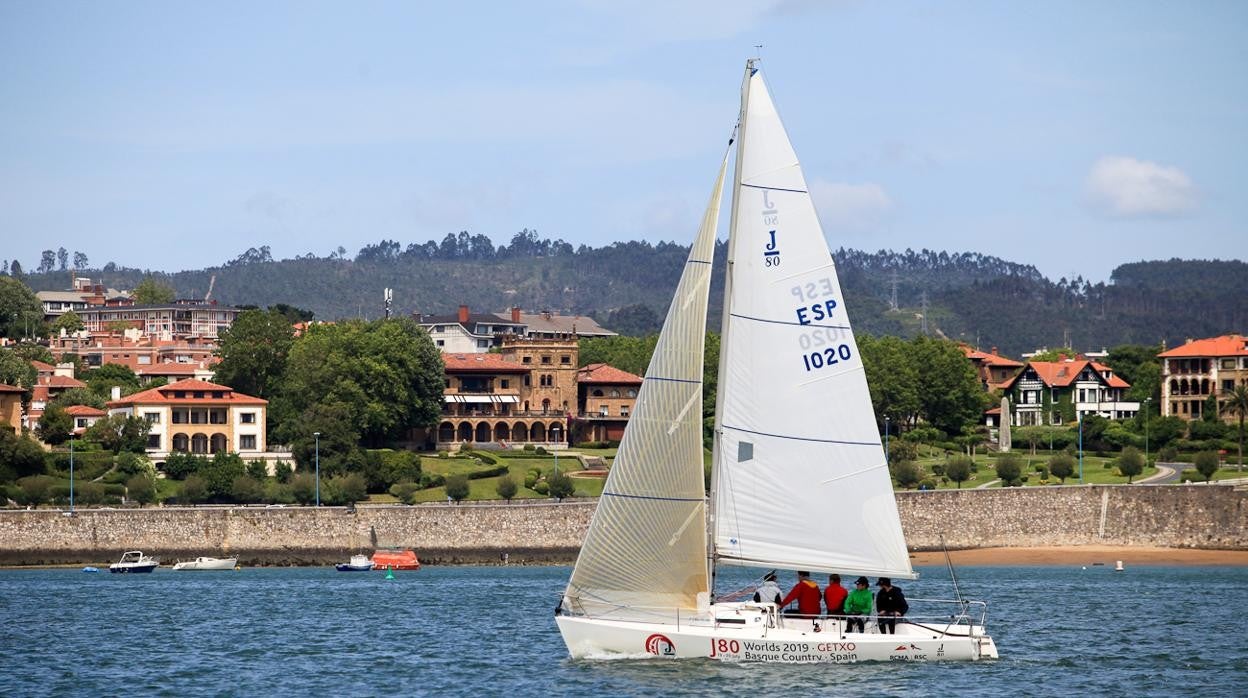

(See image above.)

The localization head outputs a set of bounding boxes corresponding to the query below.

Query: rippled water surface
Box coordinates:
[2,564,1244,696]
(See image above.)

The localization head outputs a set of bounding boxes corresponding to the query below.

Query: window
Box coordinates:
[627,389,637,398]
[194,391,204,399]
[501,379,510,389]
[541,355,551,364]
[592,389,604,397]
[1222,358,1236,369]
[240,412,256,424]
[478,339,489,348]
[240,435,257,450]
[610,389,620,397]
[1224,380,1236,392]
[621,405,630,417]
[522,356,532,364]
[436,340,444,347]
[523,375,531,387]
[76,418,88,429]
[144,412,161,424]
[147,434,161,449]
[561,355,571,364]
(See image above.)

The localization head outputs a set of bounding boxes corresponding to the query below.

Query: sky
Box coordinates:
[1,0,1245,283]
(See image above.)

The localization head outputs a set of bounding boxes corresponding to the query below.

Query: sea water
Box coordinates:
[1,564,1244,696]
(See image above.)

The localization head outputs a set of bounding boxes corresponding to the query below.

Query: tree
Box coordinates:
[912,337,987,435]
[859,334,921,428]
[496,475,518,501]
[445,474,470,502]
[547,472,575,500]
[0,430,48,479]
[57,247,68,271]
[200,451,247,499]
[131,276,175,305]
[1220,385,1248,470]
[889,460,921,489]
[230,475,264,503]
[162,452,203,480]
[1117,446,1145,483]
[36,404,74,445]
[994,453,1023,487]
[49,387,107,410]
[83,413,149,454]
[945,456,972,488]
[73,251,89,270]
[51,310,84,334]
[1048,452,1075,484]
[212,309,295,400]
[273,319,444,446]
[181,474,209,503]
[1193,451,1220,483]
[85,364,141,399]
[0,276,43,339]
[0,348,37,408]
[127,474,157,505]
[38,249,55,273]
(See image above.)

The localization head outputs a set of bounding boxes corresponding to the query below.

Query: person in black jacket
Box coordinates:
[875,577,908,634]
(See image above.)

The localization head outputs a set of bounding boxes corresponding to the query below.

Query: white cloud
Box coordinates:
[810,179,893,231]
[1085,156,1196,217]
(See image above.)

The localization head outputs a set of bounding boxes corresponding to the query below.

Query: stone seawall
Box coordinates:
[1,485,1244,566]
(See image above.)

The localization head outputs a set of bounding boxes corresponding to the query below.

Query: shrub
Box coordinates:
[274,461,294,483]
[263,480,295,504]
[246,460,269,480]
[917,478,937,491]
[889,460,921,489]
[377,450,422,489]
[945,456,972,488]
[289,472,317,504]
[547,472,575,500]
[888,440,918,464]
[1158,446,1179,463]
[496,476,518,501]
[534,447,548,455]
[523,444,536,452]
[445,475,470,502]
[163,452,204,480]
[1117,446,1145,483]
[117,451,152,476]
[126,475,157,505]
[329,473,368,504]
[438,450,450,458]
[390,481,421,504]
[930,463,945,477]
[17,475,57,505]
[524,472,539,489]
[76,481,106,505]
[534,481,549,495]
[1193,451,1219,482]
[994,453,1023,487]
[472,451,498,465]
[181,475,209,503]
[420,472,445,489]
[230,475,265,503]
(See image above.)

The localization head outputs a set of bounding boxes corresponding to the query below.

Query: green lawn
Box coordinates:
[407,456,607,503]
[1177,466,1248,483]
[912,451,1159,489]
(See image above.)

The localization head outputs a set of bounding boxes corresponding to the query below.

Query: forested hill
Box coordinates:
[19,232,1247,357]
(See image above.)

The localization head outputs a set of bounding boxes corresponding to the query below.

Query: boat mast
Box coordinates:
[707,58,756,599]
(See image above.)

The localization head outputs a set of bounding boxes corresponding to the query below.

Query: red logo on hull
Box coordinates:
[645,634,676,656]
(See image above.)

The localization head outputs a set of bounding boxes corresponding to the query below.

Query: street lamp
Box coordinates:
[69,439,75,514]
[884,415,890,464]
[1145,397,1152,467]
[1078,411,1084,484]
[313,432,321,507]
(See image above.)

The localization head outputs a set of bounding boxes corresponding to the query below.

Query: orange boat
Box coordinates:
[371,549,421,571]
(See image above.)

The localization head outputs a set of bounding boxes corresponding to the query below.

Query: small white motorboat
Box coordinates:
[109,551,159,574]
[172,556,239,571]
[335,554,374,572]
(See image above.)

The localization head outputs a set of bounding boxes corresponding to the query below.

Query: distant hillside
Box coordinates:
[20,234,1247,357]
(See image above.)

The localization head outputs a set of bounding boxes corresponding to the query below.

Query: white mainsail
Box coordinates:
[562,156,727,619]
[710,67,914,579]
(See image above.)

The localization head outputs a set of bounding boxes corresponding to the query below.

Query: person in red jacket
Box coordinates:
[824,573,847,621]
[780,571,822,617]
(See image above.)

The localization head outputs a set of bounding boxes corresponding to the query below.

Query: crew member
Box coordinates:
[876,577,909,634]
[753,571,782,605]
[779,570,822,617]
[843,576,873,633]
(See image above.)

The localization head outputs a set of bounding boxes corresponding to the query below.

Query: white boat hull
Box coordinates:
[557,604,997,663]
[172,557,238,571]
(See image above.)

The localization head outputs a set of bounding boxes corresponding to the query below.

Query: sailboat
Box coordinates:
[556,60,998,663]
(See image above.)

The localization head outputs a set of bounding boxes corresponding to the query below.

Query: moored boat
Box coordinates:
[172,556,239,571]
[371,549,420,571]
[335,554,374,572]
[109,551,159,574]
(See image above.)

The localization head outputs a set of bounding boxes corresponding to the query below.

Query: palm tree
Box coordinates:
[1221,385,1248,471]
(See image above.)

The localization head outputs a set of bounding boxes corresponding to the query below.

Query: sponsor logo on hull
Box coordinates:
[644,634,676,656]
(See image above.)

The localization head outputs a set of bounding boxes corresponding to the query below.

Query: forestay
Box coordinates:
[562,157,727,619]
[711,69,914,579]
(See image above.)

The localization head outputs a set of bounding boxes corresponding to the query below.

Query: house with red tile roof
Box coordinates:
[0,383,22,434]
[25,361,88,431]
[575,363,643,442]
[106,378,267,462]
[64,404,106,435]
[958,344,1024,392]
[999,356,1138,426]
[1157,333,1248,422]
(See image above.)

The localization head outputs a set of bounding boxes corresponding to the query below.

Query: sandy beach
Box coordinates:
[909,545,1248,566]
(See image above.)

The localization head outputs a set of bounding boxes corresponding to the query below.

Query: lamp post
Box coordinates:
[884,415,890,464]
[1145,396,1152,467]
[313,432,321,507]
[69,439,75,514]
[1078,411,1084,484]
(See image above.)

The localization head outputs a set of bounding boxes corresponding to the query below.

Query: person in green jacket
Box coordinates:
[842,576,873,633]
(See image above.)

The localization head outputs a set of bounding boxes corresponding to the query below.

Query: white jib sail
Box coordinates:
[711,67,914,579]
[563,156,727,619]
